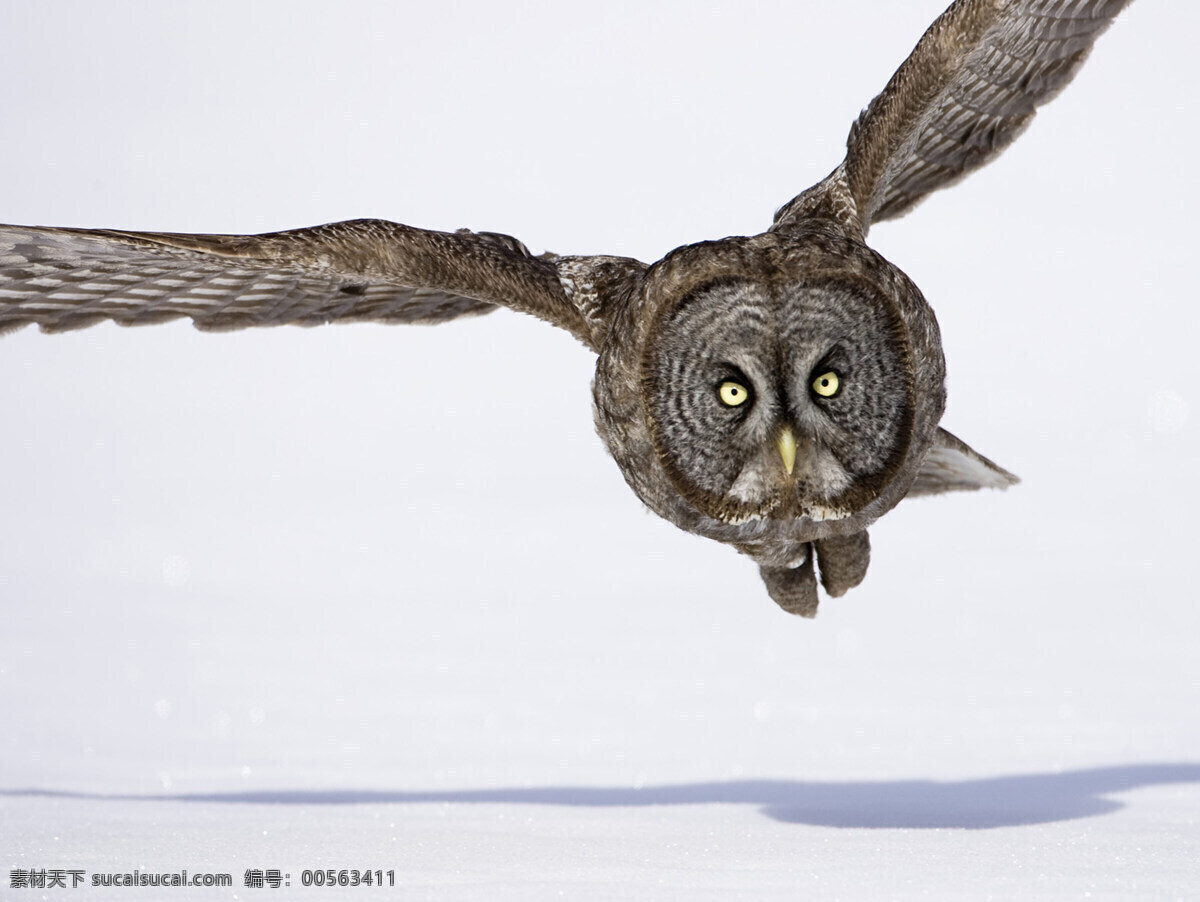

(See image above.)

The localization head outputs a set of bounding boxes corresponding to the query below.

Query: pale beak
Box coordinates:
[777,426,797,476]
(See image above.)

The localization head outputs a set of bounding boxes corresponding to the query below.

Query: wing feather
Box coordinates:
[773,0,1133,235]
[0,219,645,351]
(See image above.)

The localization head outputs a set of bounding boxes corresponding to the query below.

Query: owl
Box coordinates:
[0,0,1132,617]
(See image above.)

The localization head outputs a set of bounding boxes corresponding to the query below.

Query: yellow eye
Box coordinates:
[718,381,750,407]
[812,371,840,398]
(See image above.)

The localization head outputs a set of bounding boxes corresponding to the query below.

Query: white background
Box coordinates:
[2,1,1197,898]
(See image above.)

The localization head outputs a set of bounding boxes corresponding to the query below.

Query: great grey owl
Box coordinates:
[0,0,1132,616]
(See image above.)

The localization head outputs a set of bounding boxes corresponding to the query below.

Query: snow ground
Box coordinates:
[2,2,1197,899]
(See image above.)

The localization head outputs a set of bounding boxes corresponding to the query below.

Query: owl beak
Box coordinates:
[777,426,797,476]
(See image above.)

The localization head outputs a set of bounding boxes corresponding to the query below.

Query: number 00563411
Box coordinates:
[299,869,394,888]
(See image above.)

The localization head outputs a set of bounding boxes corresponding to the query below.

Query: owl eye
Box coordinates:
[811,370,840,398]
[718,380,751,407]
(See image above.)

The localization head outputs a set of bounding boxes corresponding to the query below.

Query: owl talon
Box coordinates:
[759,551,819,618]
[815,530,871,598]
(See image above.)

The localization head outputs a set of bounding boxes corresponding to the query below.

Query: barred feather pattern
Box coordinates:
[0,219,630,350]
[775,0,1133,235]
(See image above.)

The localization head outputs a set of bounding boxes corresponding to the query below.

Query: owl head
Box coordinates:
[634,229,946,533]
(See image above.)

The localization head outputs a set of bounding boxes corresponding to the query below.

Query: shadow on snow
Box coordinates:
[6,763,1200,830]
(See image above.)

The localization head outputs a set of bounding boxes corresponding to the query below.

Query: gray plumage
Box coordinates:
[0,0,1132,616]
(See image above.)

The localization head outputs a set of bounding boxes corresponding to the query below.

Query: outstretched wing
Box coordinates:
[0,219,645,352]
[775,0,1132,235]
